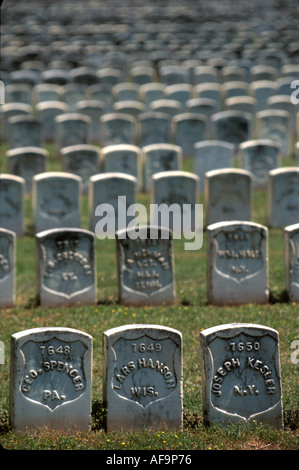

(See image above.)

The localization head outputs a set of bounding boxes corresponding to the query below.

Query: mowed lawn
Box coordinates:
[0,142,298,450]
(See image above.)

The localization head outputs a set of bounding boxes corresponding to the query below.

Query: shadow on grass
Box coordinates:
[268,289,289,304]
[91,399,106,431]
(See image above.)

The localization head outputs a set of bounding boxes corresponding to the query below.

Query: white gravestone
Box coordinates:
[36,228,96,307]
[7,147,48,194]
[195,83,221,112]
[249,80,278,112]
[205,169,252,226]
[36,101,69,143]
[200,323,283,428]
[116,226,175,306]
[256,109,290,157]
[33,172,82,233]
[0,228,16,308]
[211,111,252,149]
[194,140,235,193]
[9,115,42,149]
[0,174,25,236]
[75,99,106,143]
[138,112,171,148]
[89,173,137,236]
[61,144,101,195]
[268,168,299,228]
[151,171,199,235]
[240,139,281,190]
[207,221,269,305]
[100,113,137,146]
[101,144,141,188]
[10,327,92,433]
[285,223,299,302]
[139,83,166,110]
[142,143,182,192]
[55,113,92,153]
[1,102,32,142]
[103,324,182,432]
[171,113,207,157]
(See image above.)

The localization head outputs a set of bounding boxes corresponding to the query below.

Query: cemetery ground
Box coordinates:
[0,142,298,451]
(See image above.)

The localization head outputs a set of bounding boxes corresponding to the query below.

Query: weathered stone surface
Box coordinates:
[103,324,182,432]
[200,323,283,428]
[285,223,299,302]
[33,172,82,233]
[10,327,93,432]
[207,221,269,305]
[116,225,175,306]
[36,228,96,307]
[268,168,299,228]
[0,228,16,308]
[0,174,25,236]
[205,169,252,226]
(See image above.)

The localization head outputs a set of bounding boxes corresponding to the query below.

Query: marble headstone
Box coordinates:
[285,223,299,302]
[268,168,299,228]
[240,139,281,189]
[206,221,269,305]
[1,102,32,142]
[90,172,137,236]
[7,147,48,194]
[10,327,93,432]
[142,143,182,192]
[61,144,101,194]
[171,113,207,157]
[194,140,235,193]
[101,144,141,187]
[256,109,290,157]
[0,228,16,308]
[103,324,182,432]
[0,174,25,236]
[151,170,199,234]
[9,115,42,149]
[205,169,252,226]
[138,112,171,147]
[33,172,82,233]
[211,111,252,149]
[100,113,137,146]
[200,323,283,428]
[55,113,92,152]
[36,228,96,307]
[115,225,175,306]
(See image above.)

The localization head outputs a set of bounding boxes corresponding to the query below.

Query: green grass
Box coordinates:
[0,140,298,451]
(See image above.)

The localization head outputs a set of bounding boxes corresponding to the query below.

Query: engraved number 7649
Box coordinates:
[131,343,162,352]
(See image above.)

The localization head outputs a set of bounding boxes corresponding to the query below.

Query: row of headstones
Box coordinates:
[4,60,298,89]
[2,2,298,82]
[1,114,294,202]
[1,96,295,154]
[2,135,293,195]
[3,74,298,116]
[2,159,299,237]
[2,221,299,308]
[8,322,283,433]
